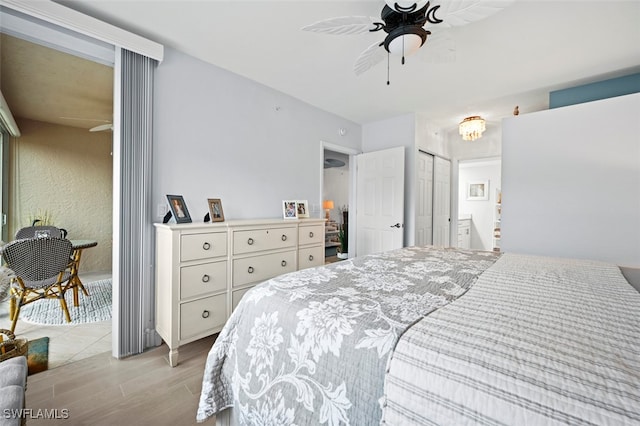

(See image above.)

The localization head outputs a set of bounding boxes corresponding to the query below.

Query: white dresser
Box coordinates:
[154,218,324,366]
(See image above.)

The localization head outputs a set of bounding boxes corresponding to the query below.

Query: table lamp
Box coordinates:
[323,200,334,221]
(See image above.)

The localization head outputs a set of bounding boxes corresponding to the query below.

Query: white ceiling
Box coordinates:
[42,0,640,130]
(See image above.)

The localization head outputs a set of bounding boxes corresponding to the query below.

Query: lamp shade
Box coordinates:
[387,33,423,57]
[323,200,334,210]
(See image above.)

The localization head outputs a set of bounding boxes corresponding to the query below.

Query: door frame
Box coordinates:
[320,141,360,258]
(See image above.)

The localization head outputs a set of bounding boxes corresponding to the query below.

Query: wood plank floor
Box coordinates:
[25,335,217,425]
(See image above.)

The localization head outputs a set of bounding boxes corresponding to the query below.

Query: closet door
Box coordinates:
[433,156,451,247]
[415,151,434,246]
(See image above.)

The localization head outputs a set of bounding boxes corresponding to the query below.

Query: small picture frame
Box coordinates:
[282,200,298,220]
[167,194,192,223]
[296,200,309,218]
[208,198,225,222]
[467,181,489,201]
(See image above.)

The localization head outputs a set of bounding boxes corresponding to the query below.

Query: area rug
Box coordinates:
[27,336,48,375]
[18,279,112,326]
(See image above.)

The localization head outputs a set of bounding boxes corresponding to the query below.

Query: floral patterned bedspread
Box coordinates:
[196,246,500,425]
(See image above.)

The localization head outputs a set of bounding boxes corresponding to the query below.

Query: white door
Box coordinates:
[356,146,405,256]
[433,156,451,246]
[415,151,434,246]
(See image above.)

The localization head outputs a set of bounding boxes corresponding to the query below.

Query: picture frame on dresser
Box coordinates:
[166,194,192,223]
[283,200,298,219]
[208,198,225,222]
[467,181,489,201]
[296,200,309,218]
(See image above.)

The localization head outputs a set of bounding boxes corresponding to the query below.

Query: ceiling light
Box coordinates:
[459,116,486,141]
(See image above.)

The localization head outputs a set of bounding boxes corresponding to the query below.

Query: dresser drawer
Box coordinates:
[298,224,324,246]
[233,250,296,287]
[233,227,296,255]
[299,246,324,270]
[180,260,227,300]
[181,232,227,262]
[180,294,226,340]
[232,287,252,311]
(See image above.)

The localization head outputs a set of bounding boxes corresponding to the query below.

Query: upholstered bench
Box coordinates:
[0,356,27,426]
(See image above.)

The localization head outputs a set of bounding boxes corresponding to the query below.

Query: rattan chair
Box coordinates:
[1,238,74,333]
[15,225,67,240]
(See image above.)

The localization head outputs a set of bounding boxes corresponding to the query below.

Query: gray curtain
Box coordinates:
[115,48,157,358]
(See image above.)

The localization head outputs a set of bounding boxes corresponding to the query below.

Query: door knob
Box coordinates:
[390,223,402,228]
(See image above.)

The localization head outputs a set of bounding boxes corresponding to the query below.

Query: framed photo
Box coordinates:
[208,198,225,222]
[282,200,298,220]
[166,194,192,223]
[467,181,489,201]
[296,200,309,218]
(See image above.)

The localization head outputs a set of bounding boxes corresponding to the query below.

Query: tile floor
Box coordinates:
[0,272,112,369]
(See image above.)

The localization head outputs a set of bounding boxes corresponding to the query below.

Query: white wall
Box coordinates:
[458,158,501,251]
[502,93,640,268]
[153,47,361,222]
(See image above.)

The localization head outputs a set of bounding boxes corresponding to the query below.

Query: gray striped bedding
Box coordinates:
[382,253,640,425]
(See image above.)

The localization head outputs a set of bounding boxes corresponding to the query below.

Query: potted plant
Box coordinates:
[336,226,348,259]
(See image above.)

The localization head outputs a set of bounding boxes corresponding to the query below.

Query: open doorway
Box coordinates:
[323,149,350,263]
[0,28,114,368]
[322,141,359,263]
[457,157,501,251]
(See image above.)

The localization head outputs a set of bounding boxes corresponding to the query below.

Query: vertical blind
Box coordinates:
[115,48,156,357]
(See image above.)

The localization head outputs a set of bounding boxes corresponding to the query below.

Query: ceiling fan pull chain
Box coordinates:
[387,51,390,85]
[402,35,406,65]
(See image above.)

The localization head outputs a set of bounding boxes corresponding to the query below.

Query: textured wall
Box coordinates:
[10,118,113,273]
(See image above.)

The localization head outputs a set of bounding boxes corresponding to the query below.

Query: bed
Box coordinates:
[196,246,640,425]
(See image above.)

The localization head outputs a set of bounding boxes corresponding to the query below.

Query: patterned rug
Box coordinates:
[27,336,49,375]
[19,279,112,325]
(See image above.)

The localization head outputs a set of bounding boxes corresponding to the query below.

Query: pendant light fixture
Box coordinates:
[459,116,486,141]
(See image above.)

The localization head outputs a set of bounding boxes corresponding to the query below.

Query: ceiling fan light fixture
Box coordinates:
[384,26,428,57]
[459,116,486,141]
[387,33,423,56]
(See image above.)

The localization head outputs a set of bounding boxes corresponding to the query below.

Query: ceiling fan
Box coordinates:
[89,123,113,132]
[59,116,113,132]
[302,0,513,80]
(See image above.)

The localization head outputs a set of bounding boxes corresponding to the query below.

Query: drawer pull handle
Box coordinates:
[309,255,314,261]
[247,238,254,245]
[281,260,287,267]
[281,234,287,241]
[202,274,210,283]
[248,266,254,273]
[203,242,211,250]
[202,310,210,319]
[309,231,314,238]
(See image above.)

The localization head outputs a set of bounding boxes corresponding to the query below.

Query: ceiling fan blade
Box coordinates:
[302,16,379,35]
[89,123,113,132]
[59,116,111,123]
[419,31,456,63]
[435,0,515,28]
[354,41,387,76]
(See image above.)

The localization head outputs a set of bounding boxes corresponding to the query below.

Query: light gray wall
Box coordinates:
[362,113,416,246]
[153,47,361,222]
[501,93,640,268]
